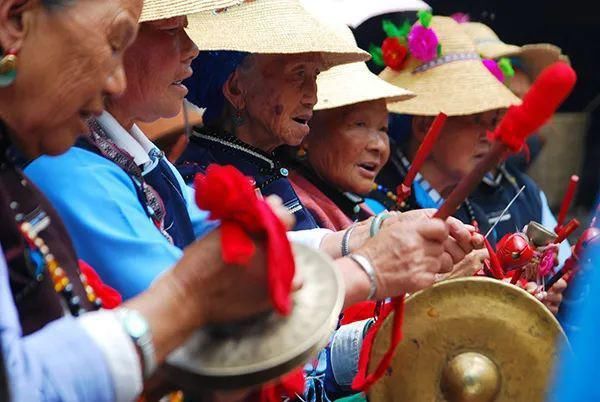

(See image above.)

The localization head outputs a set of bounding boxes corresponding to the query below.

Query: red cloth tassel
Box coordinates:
[194,164,295,315]
[78,259,122,309]
[340,301,378,326]
[257,368,305,402]
[351,295,405,392]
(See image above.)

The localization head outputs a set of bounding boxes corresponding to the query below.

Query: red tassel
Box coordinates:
[483,238,504,279]
[489,62,576,152]
[340,301,378,326]
[351,295,405,392]
[78,259,122,309]
[194,164,295,316]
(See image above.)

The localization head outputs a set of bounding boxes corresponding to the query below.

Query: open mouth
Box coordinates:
[358,162,378,173]
[172,80,184,86]
[292,117,309,125]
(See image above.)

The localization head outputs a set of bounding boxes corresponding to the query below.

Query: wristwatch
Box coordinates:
[116,308,156,380]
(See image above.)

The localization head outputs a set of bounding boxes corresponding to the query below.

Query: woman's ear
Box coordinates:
[411,115,434,143]
[222,69,246,111]
[0,0,32,52]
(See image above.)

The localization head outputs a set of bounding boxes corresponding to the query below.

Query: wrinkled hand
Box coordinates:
[358,218,451,298]
[436,248,489,282]
[524,279,567,315]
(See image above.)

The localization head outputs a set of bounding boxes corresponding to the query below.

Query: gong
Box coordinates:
[164,243,344,392]
[368,277,568,402]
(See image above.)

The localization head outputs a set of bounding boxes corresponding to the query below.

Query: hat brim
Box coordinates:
[139,0,240,22]
[383,58,521,116]
[315,62,414,110]
[185,0,370,69]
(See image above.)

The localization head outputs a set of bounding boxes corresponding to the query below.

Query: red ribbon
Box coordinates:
[351,295,405,392]
[194,164,295,315]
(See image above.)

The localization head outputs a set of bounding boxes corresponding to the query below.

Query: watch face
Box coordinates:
[125,311,149,338]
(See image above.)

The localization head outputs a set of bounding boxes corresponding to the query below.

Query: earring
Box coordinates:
[296,146,308,160]
[232,108,246,126]
[0,49,18,88]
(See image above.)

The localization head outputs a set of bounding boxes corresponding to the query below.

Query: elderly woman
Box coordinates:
[287,32,413,231]
[373,15,568,313]
[0,0,289,401]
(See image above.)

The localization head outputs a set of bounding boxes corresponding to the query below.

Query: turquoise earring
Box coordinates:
[0,49,17,88]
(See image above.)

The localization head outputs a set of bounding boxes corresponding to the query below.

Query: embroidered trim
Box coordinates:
[413,52,481,74]
[192,132,275,169]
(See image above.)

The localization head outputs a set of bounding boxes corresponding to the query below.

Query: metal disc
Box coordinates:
[368,277,567,402]
[165,243,344,392]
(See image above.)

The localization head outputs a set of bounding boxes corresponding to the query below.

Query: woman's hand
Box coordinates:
[524,279,568,315]
[436,248,489,282]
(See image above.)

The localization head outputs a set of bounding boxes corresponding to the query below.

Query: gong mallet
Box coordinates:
[396,112,447,203]
[434,61,577,221]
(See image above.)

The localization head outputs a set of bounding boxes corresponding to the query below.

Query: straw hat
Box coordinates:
[382,16,521,116]
[315,25,414,110]
[462,22,564,80]
[301,0,430,28]
[139,0,240,22]
[185,0,370,69]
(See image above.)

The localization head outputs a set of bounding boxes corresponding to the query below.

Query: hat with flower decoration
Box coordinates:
[461,21,567,82]
[378,14,521,116]
[314,24,415,110]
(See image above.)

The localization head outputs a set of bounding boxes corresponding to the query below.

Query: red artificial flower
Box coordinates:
[381,37,408,71]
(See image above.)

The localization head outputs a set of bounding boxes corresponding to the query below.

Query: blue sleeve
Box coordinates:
[25,148,182,300]
[1,248,114,402]
[164,159,218,238]
[304,320,372,402]
[548,244,600,401]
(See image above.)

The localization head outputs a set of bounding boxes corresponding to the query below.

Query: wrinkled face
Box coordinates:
[1,0,141,157]
[507,68,532,99]
[108,16,199,124]
[306,99,390,195]
[236,53,324,150]
[422,109,503,183]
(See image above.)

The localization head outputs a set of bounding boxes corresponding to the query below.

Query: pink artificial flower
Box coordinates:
[450,12,470,23]
[482,59,504,82]
[408,25,439,62]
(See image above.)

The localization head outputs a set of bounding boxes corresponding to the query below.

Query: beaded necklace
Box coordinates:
[1,126,101,316]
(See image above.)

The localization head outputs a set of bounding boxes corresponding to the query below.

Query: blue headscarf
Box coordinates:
[184,51,250,126]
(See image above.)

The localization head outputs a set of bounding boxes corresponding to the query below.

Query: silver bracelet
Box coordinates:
[369,212,391,238]
[341,223,357,256]
[348,253,378,301]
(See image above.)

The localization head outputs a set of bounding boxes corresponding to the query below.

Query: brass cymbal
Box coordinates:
[165,243,344,392]
[368,277,567,402]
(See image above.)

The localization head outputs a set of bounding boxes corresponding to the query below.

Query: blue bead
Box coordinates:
[280,168,289,177]
[377,185,383,191]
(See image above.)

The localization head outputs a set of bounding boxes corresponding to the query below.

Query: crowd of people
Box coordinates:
[0,0,594,401]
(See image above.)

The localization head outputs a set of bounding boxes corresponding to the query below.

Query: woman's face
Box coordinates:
[0,0,141,157]
[108,16,199,125]
[232,53,324,151]
[417,109,503,186]
[305,99,390,195]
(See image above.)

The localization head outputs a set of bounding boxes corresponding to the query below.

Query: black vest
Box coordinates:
[1,130,94,335]
[177,128,319,231]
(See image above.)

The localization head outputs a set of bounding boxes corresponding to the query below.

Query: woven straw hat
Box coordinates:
[462,22,564,80]
[382,16,521,116]
[185,0,370,69]
[315,25,414,110]
[139,0,240,22]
